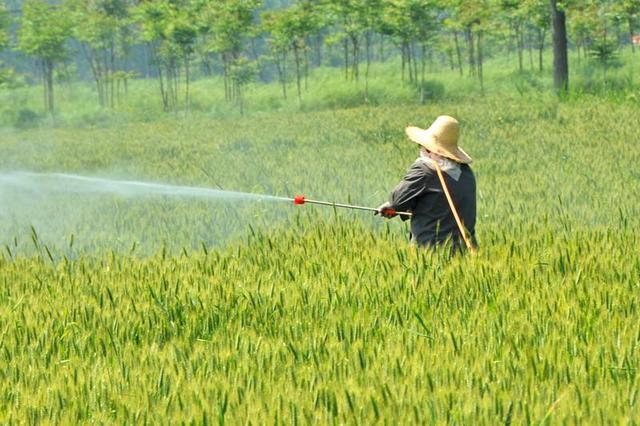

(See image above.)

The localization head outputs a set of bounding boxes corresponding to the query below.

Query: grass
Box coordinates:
[1,219,638,423]
[1,46,638,129]
[0,50,639,423]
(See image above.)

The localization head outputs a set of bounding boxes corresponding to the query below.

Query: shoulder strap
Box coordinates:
[433,162,477,255]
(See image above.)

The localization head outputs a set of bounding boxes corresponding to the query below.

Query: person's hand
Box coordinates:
[375,202,397,218]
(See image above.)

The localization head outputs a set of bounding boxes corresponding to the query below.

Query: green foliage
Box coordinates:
[16,0,71,114]
[134,0,202,111]
[67,0,131,50]
[229,55,257,85]
[0,3,10,50]
[5,0,638,112]
[13,107,43,129]
[588,36,620,67]
[199,0,260,57]
[66,0,134,107]
[0,96,639,422]
[378,0,439,43]
[17,0,70,62]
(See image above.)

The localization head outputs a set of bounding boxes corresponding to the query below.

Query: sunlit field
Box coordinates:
[1,91,639,422]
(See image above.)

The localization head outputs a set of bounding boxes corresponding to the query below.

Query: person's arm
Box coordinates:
[378,161,431,219]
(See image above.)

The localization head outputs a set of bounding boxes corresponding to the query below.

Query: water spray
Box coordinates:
[289,195,412,218]
[0,172,413,218]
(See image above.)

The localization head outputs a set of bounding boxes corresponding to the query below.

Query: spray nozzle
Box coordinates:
[293,195,305,205]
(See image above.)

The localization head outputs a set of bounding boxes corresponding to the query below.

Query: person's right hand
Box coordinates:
[375,202,397,219]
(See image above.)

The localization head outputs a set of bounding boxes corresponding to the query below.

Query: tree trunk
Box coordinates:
[109,42,115,108]
[202,52,213,76]
[173,59,179,110]
[454,31,463,76]
[401,42,406,81]
[528,30,534,69]
[343,38,349,80]
[184,52,190,113]
[82,44,105,107]
[151,43,169,111]
[428,46,434,73]
[157,66,168,111]
[407,42,414,82]
[466,27,476,77]
[602,26,608,82]
[550,0,569,93]
[420,43,426,105]
[223,55,230,102]
[350,33,359,81]
[275,50,287,100]
[477,31,484,95]
[629,18,636,54]
[293,45,302,105]
[538,27,546,72]
[41,60,47,112]
[45,59,54,115]
[365,30,371,103]
[412,42,419,83]
[304,45,309,90]
[515,23,523,72]
[314,33,323,65]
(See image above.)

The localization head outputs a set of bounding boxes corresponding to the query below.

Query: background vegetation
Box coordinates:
[0,0,638,123]
[1,94,640,423]
[1,0,639,423]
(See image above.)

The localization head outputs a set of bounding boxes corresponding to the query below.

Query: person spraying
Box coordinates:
[377,116,477,253]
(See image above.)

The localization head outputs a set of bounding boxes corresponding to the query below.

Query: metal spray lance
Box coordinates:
[289,195,413,218]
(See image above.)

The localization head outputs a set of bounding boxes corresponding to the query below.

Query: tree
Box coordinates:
[17,0,71,115]
[616,0,640,53]
[0,4,9,50]
[0,4,15,88]
[448,0,493,92]
[524,0,550,72]
[168,5,198,112]
[68,0,134,108]
[136,0,177,111]
[136,0,197,112]
[262,1,320,104]
[262,9,292,100]
[229,55,256,115]
[499,0,528,72]
[586,0,623,81]
[199,0,261,103]
[324,0,380,88]
[441,4,465,76]
[550,0,569,93]
[378,0,420,83]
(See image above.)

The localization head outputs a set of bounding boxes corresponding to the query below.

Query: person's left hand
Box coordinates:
[375,202,397,218]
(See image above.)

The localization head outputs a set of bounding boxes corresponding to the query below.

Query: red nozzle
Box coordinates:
[294,195,305,205]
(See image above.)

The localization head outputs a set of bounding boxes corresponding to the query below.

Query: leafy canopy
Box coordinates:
[18,0,70,61]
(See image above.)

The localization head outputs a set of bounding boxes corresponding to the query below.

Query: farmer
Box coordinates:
[377,115,477,252]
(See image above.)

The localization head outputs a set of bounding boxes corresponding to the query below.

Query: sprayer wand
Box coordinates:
[290,195,413,218]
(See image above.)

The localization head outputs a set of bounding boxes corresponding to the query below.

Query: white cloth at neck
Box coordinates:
[417,149,462,181]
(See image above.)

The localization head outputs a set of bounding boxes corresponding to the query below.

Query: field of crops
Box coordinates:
[1,94,639,423]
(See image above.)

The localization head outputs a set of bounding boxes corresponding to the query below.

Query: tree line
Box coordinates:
[0,0,638,115]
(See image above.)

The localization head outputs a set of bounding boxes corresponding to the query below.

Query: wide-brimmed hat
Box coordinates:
[405,115,472,164]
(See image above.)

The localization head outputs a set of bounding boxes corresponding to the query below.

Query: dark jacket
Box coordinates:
[389,159,476,249]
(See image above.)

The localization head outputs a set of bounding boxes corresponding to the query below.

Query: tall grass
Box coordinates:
[0,91,639,422]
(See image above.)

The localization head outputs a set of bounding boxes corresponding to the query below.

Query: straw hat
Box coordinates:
[405,115,472,164]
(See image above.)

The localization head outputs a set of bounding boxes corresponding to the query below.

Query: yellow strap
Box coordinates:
[433,162,477,255]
